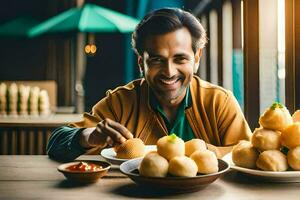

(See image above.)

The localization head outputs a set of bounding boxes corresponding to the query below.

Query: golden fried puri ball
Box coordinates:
[190,149,219,174]
[287,146,300,170]
[139,151,169,177]
[292,110,300,122]
[256,150,288,172]
[281,122,300,149]
[168,156,198,177]
[185,139,207,157]
[157,134,185,160]
[232,140,260,169]
[251,128,281,151]
[259,103,293,131]
[115,138,145,159]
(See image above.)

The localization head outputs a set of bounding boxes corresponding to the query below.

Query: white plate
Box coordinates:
[222,152,300,182]
[100,145,156,165]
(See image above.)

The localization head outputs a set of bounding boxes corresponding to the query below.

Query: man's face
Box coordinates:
[139,27,201,106]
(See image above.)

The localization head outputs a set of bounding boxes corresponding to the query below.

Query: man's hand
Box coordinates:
[80,118,133,149]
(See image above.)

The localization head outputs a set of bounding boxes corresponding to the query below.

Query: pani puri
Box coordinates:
[139,151,169,177]
[251,128,281,151]
[168,156,198,177]
[115,138,145,159]
[281,122,300,149]
[190,149,219,174]
[232,140,259,169]
[259,103,293,131]
[185,139,207,156]
[157,134,185,160]
[292,110,300,122]
[287,146,300,170]
[256,150,288,172]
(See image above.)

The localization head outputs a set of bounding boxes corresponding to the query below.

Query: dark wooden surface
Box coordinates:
[0,155,300,200]
[285,0,300,113]
[243,0,260,131]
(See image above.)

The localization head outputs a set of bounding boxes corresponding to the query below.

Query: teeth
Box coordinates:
[160,79,177,85]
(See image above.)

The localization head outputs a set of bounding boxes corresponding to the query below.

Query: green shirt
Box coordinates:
[149,87,195,141]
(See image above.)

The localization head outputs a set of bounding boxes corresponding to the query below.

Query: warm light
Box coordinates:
[85,44,97,55]
[90,44,97,54]
[85,45,91,54]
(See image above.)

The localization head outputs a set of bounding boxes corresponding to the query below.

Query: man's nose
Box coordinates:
[163,61,177,77]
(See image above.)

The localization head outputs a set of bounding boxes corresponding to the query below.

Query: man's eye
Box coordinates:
[174,57,189,63]
[148,58,163,64]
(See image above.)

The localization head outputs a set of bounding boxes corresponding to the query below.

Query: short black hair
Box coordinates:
[132,7,207,56]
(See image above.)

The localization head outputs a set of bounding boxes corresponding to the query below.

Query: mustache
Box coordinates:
[157,74,183,81]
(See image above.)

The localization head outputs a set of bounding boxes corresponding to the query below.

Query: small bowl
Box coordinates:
[57,160,111,183]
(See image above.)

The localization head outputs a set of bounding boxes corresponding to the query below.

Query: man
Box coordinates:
[47,8,252,161]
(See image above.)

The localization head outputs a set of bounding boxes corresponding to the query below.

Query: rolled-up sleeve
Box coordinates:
[46,126,87,161]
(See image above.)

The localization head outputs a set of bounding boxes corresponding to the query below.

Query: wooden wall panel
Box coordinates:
[243,0,260,130]
[286,0,300,112]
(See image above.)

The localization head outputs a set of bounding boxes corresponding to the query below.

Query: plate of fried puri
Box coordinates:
[119,135,230,193]
[222,103,300,182]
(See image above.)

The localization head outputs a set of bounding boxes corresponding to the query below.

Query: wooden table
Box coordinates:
[0,155,299,200]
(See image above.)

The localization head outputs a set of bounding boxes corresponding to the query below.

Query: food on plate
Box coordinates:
[251,128,281,151]
[168,156,198,177]
[259,102,293,131]
[190,149,218,174]
[115,138,145,159]
[139,151,169,177]
[185,139,207,156]
[256,150,288,172]
[287,146,300,170]
[232,140,259,169]
[157,134,185,160]
[281,122,300,149]
[66,161,103,172]
[292,110,300,122]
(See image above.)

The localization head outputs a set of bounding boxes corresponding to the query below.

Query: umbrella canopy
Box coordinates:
[29,3,140,37]
[0,16,41,38]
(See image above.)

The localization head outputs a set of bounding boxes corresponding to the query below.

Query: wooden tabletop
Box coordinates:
[0,155,299,200]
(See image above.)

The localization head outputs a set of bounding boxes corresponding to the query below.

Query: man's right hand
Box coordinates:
[79,118,133,149]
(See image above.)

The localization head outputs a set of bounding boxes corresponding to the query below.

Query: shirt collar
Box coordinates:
[149,85,192,112]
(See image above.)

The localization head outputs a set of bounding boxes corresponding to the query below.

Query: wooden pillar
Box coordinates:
[285,0,300,112]
[243,0,260,130]
[216,0,223,86]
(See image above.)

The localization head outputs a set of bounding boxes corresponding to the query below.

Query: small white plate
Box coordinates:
[100,145,156,165]
[222,152,300,182]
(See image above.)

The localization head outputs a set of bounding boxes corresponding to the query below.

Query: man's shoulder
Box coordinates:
[106,78,146,96]
[192,76,232,97]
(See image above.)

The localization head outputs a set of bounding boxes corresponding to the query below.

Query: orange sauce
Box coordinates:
[66,162,102,172]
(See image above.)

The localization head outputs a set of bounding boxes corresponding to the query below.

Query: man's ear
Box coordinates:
[195,48,203,64]
[194,48,203,72]
[138,56,144,74]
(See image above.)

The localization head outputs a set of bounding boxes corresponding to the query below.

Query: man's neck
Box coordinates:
[157,91,186,123]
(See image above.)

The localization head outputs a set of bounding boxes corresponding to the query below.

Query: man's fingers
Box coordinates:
[97,119,128,144]
[102,118,133,139]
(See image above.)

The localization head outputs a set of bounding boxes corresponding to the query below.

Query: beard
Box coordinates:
[150,74,190,104]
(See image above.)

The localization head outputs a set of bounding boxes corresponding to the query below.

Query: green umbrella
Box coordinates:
[29,3,139,37]
[0,16,41,38]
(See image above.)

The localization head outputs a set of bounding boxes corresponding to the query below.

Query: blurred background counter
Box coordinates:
[0,114,82,155]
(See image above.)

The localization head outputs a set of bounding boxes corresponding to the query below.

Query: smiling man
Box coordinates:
[47,8,252,161]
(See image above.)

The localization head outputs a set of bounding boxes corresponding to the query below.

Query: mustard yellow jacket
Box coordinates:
[71,76,252,155]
